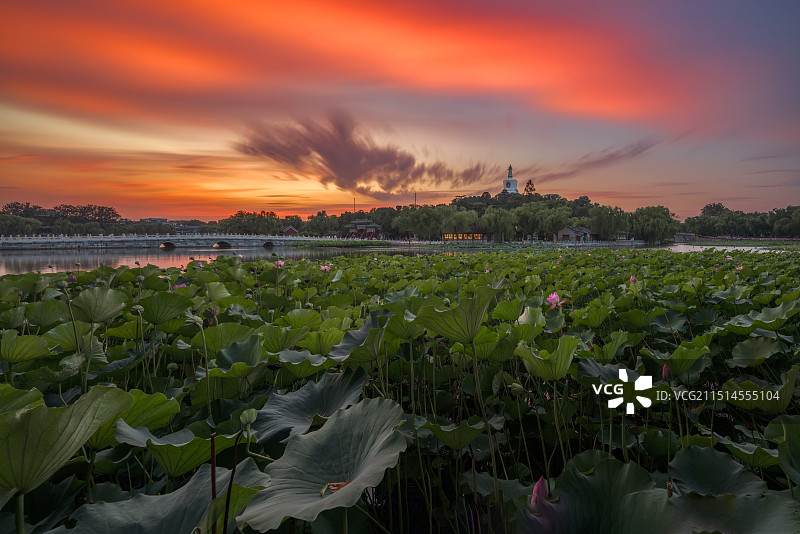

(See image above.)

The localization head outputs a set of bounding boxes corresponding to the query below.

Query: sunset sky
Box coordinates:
[1,0,799,220]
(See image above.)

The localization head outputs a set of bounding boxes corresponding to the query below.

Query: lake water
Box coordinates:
[0,246,404,275]
[0,243,778,275]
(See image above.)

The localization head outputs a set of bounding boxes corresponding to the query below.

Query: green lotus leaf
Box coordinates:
[43,321,91,351]
[140,291,192,325]
[723,440,779,468]
[280,308,322,330]
[87,389,180,449]
[47,459,268,534]
[194,270,220,284]
[205,281,230,300]
[724,300,800,334]
[727,337,782,368]
[722,365,797,413]
[0,330,51,363]
[618,307,664,330]
[422,414,504,450]
[773,414,800,486]
[0,384,43,414]
[669,446,766,496]
[251,367,367,444]
[571,306,611,329]
[257,324,309,353]
[491,299,524,322]
[71,287,128,324]
[643,341,709,378]
[277,349,336,378]
[24,300,67,328]
[216,334,265,370]
[595,331,629,364]
[516,335,579,382]
[190,323,254,356]
[296,328,344,356]
[414,285,498,345]
[0,386,132,505]
[238,398,406,532]
[104,320,140,340]
[329,310,389,363]
[0,306,26,329]
[617,489,800,534]
[115,420,243,478]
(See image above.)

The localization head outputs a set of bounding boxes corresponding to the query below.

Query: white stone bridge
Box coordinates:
[0,234,354,250]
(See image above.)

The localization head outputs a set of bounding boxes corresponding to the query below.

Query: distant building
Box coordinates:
[442,227,494,242]
[345,219,381,239]
[557,225,598,243]
[502,165,519,194]
[282,225,299,236]
[140,217,168,223]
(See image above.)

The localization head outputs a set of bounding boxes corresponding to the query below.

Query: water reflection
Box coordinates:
[0,246,417,275]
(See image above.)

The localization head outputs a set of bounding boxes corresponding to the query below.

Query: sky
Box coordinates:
[1,0,799,220]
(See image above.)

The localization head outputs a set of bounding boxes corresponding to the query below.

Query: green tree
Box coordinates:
[630,206,679,244]
[0,213,42,235]
[1,202,44,218]
[217,210,281,234]
[480,206,517,242]
[589,205,629,240]
[700,203,730,217]
[304,211,339,236]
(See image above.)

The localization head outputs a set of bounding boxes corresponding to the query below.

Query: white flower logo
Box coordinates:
[607,369,653,414]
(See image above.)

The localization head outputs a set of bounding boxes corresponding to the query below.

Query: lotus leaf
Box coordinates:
[70,287,128,324]
[251,367,367,443]
[47,459,268,534]
[0,330,50,363]
[238,397,406,532]
[0,386,132,506]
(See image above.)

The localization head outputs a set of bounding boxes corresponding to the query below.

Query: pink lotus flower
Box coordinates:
[546,291,566,309]
[662,364,673,381]
[320,265,331,272]
[735,265,743,271]
[275,260,285,267]
[629,275,636,284]
[197,261,204,267]
[172,283,187,290]
[530,476,551,510]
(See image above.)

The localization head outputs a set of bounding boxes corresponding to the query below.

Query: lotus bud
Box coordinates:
[240,408,258,426]
[662,363,672,381]
[530,476,549,510]
[68,274,77,284]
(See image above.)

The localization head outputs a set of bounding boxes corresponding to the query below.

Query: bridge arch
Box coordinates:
[213,241,232,249]
[159,242,177,250]
[263,241,274,249]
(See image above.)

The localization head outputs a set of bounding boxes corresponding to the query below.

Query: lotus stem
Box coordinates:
[15,494,24,534]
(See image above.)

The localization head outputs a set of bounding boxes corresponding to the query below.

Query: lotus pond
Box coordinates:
[1,249,799,533]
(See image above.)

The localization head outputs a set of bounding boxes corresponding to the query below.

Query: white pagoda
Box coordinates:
[502,165,519,194]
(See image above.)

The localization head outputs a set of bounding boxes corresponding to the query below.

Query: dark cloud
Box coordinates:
[236,111,500,199]
[534,139,658,184]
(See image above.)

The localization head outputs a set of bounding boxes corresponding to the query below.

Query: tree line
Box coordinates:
[2,196,799,243]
